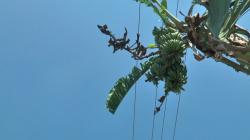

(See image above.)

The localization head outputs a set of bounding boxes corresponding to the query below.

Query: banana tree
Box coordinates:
[98,0,250,114]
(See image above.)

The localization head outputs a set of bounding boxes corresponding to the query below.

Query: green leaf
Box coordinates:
[200,0,250,38]
[106,61,153,114]
[220,0,250,38]
[135,0,162,19]
[146,44,158,49]
[135,0,152,6]
[206,0,231,37]
[161,0,167,9]
[136,0,182,31]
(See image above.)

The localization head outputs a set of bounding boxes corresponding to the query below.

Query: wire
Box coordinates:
[137,3,141,34]
[132,81,137,140]
[150,86,158,140]
[132,61,138,140]
[160,97,168,140]
[172,1,182,140]
[160,4,169,140]
[173,94,181,140]
[175,0,180,18]
[132,76,137,140]
[132,3,141,140]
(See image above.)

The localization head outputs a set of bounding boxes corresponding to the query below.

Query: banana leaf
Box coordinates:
[106,61,153,114]
[206,0,231,37]
[220,0,250,38]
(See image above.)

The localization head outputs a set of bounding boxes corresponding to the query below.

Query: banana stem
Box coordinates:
[153,0,185,32]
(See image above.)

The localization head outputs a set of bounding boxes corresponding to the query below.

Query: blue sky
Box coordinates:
[0,0,250,140]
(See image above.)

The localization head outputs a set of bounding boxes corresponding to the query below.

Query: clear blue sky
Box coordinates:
[0,0,250,140]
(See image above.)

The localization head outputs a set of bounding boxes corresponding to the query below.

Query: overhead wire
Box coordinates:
[160,10,168,140]
[173,94,181,140]
[132,1,183,140]
[132,62,138,140]
[160,97,168,140]
[173,0,182,140]
[175,0,180,18]
[132,3,141,140]
[150,86,158,140]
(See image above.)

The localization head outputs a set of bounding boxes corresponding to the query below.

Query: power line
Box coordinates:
[160,97,168,140]
[137,3,141,34]
[132,3,141,140]
[175,0,180,18]
[132,61,138,140]
[150,86,158,140]
[173,0,182,140]
[132,74,137,140]
[173,95,181,140]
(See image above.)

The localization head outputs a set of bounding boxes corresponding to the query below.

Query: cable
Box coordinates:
[132,60,139,140]
[175,0,180,18]
[172,1,182,140]
[173,95,181,140]
[160,4,169,140]
[150,86,158,140]
[160,97,167,140]
[137,3,141,34]
[132,3,141,140]
[132,75,137,140]
[132,61,139,140]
